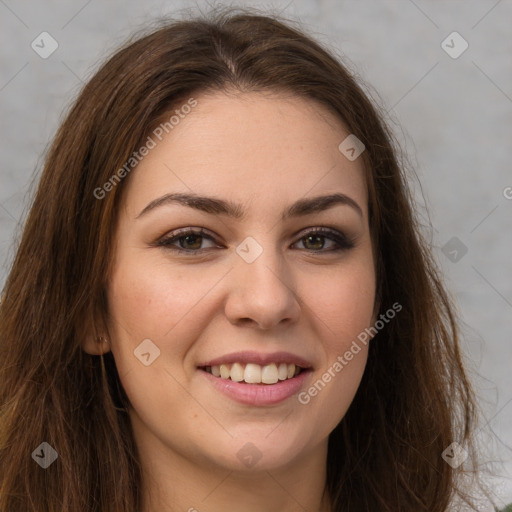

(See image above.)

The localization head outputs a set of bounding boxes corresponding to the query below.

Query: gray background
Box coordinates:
[1,0,511,507]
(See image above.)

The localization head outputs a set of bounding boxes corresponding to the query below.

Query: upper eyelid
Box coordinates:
[163,227,216,242]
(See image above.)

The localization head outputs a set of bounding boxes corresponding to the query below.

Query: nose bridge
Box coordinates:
[225,234,300,328]
[235,234,291,293]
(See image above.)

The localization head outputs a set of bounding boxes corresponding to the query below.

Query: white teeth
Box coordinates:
[261,363,279,384]
[220,364,230,379]
[278,363,288,381]
[230,362,244,382]
[206,362,304,384]
[244,363,261,383]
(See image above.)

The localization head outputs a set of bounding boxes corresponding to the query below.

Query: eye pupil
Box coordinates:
[304,235,324,250]
[182,234,202,250]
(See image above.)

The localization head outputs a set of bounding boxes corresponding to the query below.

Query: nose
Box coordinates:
[224,242,301,330]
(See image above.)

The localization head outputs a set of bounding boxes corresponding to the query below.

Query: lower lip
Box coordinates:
[199,368,311,406]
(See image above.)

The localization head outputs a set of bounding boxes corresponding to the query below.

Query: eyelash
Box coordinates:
[154,227,355,255]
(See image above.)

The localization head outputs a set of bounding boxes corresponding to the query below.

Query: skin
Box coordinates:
[83,90,377,512]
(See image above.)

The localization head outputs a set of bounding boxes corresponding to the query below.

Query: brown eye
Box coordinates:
[302,234,326,250]
[293,228,355,253]
[156,228,219,254]
[179,234,203,250]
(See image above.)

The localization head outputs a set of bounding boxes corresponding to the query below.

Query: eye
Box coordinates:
[155,226,355,255]
[155,228,219,254]
[292,227,355,252]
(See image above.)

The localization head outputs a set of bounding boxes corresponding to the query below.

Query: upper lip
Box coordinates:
[199,351,313,369]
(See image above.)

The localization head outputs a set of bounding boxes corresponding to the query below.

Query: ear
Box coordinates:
[81,333,111,356]
[79,306,112,356]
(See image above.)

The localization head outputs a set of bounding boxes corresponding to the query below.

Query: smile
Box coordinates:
[200,362,304,384]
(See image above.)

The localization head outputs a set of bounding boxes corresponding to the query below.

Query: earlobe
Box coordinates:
[81,334,111,356]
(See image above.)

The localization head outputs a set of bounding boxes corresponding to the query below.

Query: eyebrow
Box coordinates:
[136,192,363,221]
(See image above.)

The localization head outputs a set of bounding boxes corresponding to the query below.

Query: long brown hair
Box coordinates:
[0,5,482,511]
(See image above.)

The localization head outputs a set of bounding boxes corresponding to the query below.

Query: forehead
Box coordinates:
[122,90,368,219]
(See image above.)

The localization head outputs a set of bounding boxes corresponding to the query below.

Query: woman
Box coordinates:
[0,6,495,511]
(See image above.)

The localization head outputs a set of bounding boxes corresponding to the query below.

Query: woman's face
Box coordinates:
[104,91,376,472]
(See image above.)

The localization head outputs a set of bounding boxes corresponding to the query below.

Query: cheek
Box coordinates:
[296,260,374,425]
[104,258,217,426]
[105,253,233,404]
[305,259,376,341]
[303,343,369,439]
[106,256,220,341]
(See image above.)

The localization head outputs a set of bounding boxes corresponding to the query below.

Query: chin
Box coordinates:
[201,431,313,473]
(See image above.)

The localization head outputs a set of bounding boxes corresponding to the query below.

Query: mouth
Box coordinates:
[199,362,307,385]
